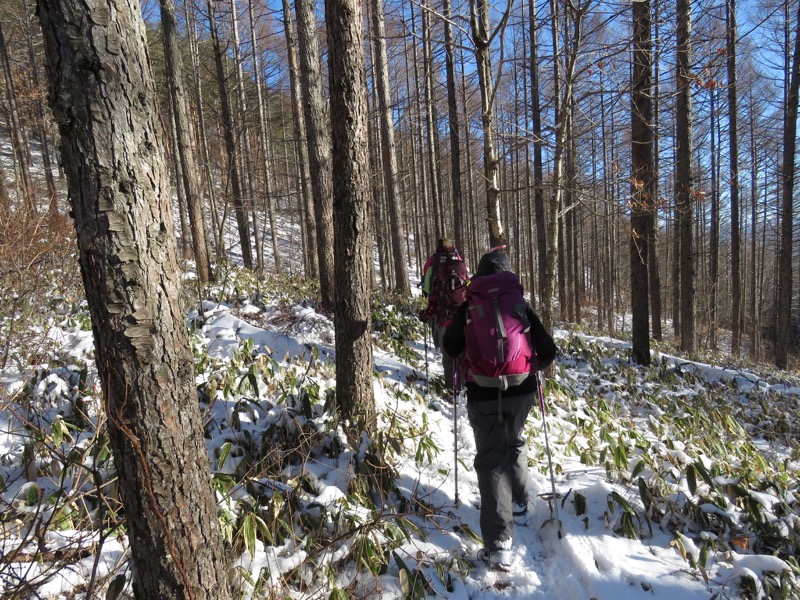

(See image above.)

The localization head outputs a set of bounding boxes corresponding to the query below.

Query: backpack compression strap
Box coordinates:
[468,297,530,391]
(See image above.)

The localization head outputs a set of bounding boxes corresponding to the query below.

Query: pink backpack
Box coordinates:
[463,271,533,389]
[432,249,468,322]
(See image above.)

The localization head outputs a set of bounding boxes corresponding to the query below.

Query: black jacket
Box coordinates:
[442,252,557,402]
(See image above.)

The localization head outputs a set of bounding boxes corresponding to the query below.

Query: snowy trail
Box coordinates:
[409,348,713,600]
[197,303,723,599]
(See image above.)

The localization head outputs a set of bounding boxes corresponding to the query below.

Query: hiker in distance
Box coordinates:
[418,238,469,391]
[442,250,557,570]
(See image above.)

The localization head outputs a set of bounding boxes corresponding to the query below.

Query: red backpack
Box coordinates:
[463,271,533,389]
[431,249,468,322]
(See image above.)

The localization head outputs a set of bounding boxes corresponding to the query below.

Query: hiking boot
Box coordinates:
[478,547,513,571]
[513,501,529,526]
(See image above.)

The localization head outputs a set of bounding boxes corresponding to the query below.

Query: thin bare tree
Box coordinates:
[281,0,318,278]
[631,0,654,365]
[296,0,336,309]
[676,0,695,353]
[370,0,409,293]
[160,0,212,284]
[470,0,512,249]
[208,0,254,269]
[727,0,742,356]
[776,0,800,368]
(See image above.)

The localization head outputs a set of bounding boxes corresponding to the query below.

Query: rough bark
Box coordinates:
[35,0,232,597]
[325,0,376,440]
[296,0,336,310]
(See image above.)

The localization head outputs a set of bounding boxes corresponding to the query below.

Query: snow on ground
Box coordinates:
[181,301,742,599]
[2,288,799,599]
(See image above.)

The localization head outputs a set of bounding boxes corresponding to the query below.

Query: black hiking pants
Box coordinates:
[433,323,459,391]
[466,391,534,552]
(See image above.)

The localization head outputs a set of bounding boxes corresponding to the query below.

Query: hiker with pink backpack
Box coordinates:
[418,238,469,391]
[442,250,557,570]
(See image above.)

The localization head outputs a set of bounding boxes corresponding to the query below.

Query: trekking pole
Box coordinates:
[452,357,459,507]
[423,325,430,396]
[536,368,563,539]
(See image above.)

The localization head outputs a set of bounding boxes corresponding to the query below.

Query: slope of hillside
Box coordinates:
[2,268,798,599]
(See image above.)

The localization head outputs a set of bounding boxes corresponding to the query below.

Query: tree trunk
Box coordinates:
[727,0,741,356]
[470,0,510,250]
[408,1,432,250]
[186,0,221,260]
[228,0,263,272]
[748,87,759,359]
[529,0,547,306]
[208,0,253,269]
[649,0,662,341]
[0,20,35,213]
[0,162,9,212]
[248,0,281,274]
[36,0,232,597]
[370,0,409,293]
[166,106,192,261]
[631,0,653,365]
[23,4,58,217]
[676,0,695,353]
[443,0,464,254]
[709,85,719,349]
[543,0,586,331]
[296,0,336,310]
[324,0,376,441]
[160,0,212,284]
[460,45,480,265]
[421,0,444,237]
[282,0,318,279]
[776,0,800,368]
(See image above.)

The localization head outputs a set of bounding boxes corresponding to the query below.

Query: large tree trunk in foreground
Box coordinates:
[325,0,376,441]
[36,1,233,598]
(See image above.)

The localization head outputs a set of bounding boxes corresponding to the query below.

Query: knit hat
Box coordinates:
[475,251,512,277]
